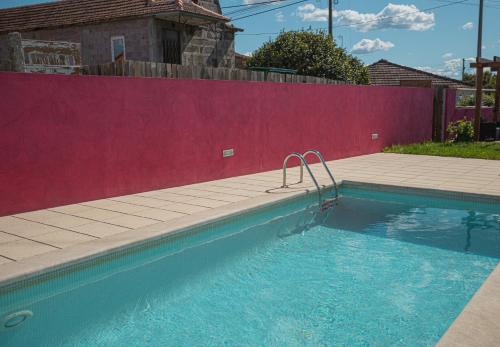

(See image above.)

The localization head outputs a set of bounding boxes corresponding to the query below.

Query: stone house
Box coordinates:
[0,0,240,71]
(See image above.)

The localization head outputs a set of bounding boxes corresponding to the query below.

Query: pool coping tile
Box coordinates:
[0,153,499,345]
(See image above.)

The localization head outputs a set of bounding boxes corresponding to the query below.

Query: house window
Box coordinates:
[162,30,181,64]
[111,36,126,62]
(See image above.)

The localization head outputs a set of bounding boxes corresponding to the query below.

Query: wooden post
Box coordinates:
[432,86,445,141]
[494,70,500,123]
[474,66,483,140]
[470,58,500,129]
[8,32,24,72]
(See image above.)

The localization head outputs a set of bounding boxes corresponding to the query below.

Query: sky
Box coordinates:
[2,0,499,78]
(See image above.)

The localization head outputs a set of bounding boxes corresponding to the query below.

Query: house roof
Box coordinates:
[368,59,471,88]
[235,52,249,59]
[0,0,229,34]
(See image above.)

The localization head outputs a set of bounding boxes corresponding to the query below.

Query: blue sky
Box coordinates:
[2,0,499,78]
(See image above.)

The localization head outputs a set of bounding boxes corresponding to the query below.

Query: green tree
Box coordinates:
[463,70,497,89]
[459,71,497,107]
[457,93,495,107]
[246,30,369,84]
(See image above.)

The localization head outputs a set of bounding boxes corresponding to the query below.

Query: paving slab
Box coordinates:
[0,153,499,344]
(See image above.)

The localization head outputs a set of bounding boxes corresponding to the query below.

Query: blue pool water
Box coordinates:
[1,186,499,346]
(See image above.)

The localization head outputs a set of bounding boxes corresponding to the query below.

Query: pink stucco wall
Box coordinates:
[0,72,433,216]
[445,88,494,127]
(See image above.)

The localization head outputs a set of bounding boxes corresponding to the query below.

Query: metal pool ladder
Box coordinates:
[281,150,338,211]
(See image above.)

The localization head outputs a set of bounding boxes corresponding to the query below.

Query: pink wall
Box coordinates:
[445,89,494,128]
[0,72,433,216]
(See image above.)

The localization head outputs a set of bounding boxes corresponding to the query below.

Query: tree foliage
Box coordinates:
[463,71,497,89]
[246,30,369,84]
[457,93,495,107]
[458,71,497,107]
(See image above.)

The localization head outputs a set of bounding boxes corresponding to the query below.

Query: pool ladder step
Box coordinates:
[320,198,337,211]
[281,150,338,210]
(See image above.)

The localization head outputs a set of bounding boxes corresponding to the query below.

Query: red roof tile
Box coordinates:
[0,0,228,33]
[368,59,471,89]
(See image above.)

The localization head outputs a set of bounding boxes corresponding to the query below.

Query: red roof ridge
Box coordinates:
[189,1,225,18]
[369,59,472,87]
[0,0,228,34]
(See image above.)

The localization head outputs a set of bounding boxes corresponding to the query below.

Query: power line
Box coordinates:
[236,0,470,33]
[224,0,296,17]
[432,0,500,10]
[416,58,474,70]
[222,0,286,9]
[231,0,309,21]
[225,6,271,16]
[238,31,286,35]
[330,0,470,30]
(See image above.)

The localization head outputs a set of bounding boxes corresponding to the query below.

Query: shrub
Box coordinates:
[457,93,495,107]
[447,118,474,142]
[246,30,369,84]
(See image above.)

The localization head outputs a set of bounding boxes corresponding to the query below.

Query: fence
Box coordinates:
[0,72,433,216]
[85,60,348,84]
[444,88,494,128]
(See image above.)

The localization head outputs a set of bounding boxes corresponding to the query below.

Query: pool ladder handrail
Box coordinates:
[282,150,338,208]
[302,150,338,200]
[281,152,322,204]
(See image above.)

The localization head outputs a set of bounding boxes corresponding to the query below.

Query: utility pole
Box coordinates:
[477,0,484,59]
[462,58,465,80]
[473,0,484,140]
[328,0,333,40]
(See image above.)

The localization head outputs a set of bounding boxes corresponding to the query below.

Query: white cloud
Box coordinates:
[242,52,253,57]
[416,68,441,77]
[415,66,438,74]
[443,58,464,76]
[462,22,473,30]
[297,3,435,32]
[296,4,328,21]
[447,57,475,76]
[442,52,453,59]
[351,38,395,54]
[416,57,475,78]
[275,11,285,22]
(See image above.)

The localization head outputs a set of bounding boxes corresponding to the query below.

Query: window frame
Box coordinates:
[110,36,126,62]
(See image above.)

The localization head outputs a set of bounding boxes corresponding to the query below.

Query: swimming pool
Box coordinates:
[1,184,499,346]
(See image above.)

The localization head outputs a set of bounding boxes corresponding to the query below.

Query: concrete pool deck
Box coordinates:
[0,152,499,345]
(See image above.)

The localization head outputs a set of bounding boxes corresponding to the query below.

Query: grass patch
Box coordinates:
[384,142,500,160]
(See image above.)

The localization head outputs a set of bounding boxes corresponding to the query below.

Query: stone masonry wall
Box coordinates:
[0,34,9,70]
[0,14,235,69]
[152,19,235,68]
[0,18,153,68]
